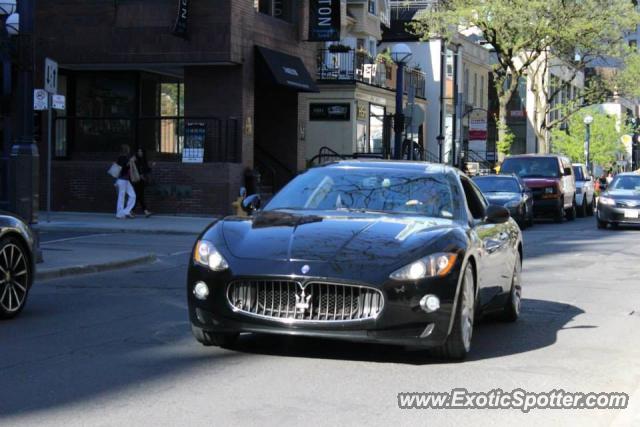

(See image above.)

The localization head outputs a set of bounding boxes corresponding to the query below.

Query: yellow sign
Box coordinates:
[357,102,368,121]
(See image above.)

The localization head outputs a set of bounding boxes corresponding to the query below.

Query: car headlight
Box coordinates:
[505,200,520,208]
[194,240,229,271]
[598,196,615,206]
[544,187,555,194]
[390,253,457,281]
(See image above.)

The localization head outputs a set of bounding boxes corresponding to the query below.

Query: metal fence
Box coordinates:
[317,49,426,99]
[53,116,241,162]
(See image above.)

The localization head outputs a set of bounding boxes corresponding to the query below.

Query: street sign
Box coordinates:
[33,89,48,110]
[44,58,58,94]
[52,94,66,110]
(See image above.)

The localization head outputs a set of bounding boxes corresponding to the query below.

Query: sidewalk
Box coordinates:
[34,212,217,281]
[34,211,217,235]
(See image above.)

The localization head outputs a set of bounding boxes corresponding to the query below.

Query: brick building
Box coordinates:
[34,0,318,215]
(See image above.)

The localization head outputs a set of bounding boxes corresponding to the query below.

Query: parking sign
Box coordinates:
[45,58,58,94]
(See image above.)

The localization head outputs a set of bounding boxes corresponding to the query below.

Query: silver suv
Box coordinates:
[572,164,595,217]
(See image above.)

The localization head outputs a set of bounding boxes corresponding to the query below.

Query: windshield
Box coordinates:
[609,175,640,191]
[473,177,520,193]
[265,167,462,219]
[572,166,585,181]
[501,157,560,178]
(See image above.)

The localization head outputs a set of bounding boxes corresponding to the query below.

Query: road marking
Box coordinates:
[40,233,111,245]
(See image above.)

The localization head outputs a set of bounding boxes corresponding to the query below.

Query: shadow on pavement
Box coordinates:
[225,298,585,365]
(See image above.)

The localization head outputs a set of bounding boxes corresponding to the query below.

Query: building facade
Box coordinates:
[34,0,319,215]
[302,0,427,163]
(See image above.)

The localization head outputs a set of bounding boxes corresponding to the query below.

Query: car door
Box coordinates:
[460,177,507,307]
[561,157,576,208]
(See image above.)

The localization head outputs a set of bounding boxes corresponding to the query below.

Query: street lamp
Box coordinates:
[391,43,412,160]
[584,115,593,174]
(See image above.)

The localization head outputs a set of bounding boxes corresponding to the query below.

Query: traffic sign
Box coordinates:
[45,58,58,94]
[52,94,66,110]
[33,89,48,110]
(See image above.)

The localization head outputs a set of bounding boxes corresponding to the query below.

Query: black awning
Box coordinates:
[256,46,319,93]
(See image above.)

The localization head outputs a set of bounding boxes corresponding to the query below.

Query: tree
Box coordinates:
[411,0,640,154]
[550,110,628,168]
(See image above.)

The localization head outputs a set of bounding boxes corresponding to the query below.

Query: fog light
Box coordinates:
[193,282,209,300]
[419,294,440,313]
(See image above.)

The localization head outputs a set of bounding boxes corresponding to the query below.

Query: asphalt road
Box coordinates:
[1,218,640,426]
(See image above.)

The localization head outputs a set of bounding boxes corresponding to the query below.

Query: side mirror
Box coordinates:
[241,194,261,214]
[485,204,510,224]
[563,167,572,176]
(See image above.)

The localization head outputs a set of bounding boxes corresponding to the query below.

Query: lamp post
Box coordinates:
[391,43,412,160]
[7,0,39,224]
[0,1,16,211]
[583,115,593,174]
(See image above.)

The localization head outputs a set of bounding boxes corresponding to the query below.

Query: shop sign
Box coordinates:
[173,0,189,38]
[182,122,205,163]
[357,102,368,121]
[309,0,341,41]
[310,103,350,121]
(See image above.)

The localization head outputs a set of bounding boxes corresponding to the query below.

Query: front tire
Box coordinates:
[578,198,587,218]
[501,256,522,322]
[597,217,607,229]
[192,325,239,348]
[0,237,32,320]
[432,264,475,361]
[554,203,564,223]
[587,197,595,216]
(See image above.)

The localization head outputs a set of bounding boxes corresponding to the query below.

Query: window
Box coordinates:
[479,75,485,108]
[257,0,295,23]
[461,177,487,220]
[368,0,376,14]
[472,73,477,106]
[369,104,385,153]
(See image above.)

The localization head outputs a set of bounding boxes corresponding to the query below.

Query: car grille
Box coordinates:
[616,200,640,208]
[227,280,384,322]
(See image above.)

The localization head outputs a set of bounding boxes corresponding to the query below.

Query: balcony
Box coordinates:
[316,49,426,99]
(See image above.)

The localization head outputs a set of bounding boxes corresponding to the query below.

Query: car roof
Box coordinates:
[473,174,518,180]
[323,160,457,174]
[613,172,640,177]
[572,163,586,167]
[505,154,564,159]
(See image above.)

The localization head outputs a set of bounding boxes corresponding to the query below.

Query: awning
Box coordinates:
[256,46,319,93]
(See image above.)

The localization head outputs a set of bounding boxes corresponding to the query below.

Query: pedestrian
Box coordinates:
[606,170,614,185]
[133,148,153,217]
[115,144,137,219]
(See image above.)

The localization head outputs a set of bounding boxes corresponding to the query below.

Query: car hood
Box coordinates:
[521,177,558,188]
[606,190,640,200]
[484,192,520,204]
[220,210,456,263]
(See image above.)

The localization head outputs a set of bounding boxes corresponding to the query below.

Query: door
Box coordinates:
[461,177,508,307]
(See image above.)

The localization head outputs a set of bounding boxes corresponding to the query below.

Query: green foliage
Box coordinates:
[550,110,628,167]
[613,52,640,99]
[496,122,515,155]
[410,0,640,132]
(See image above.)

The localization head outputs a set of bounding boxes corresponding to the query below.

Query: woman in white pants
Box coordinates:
[115,145,137,219]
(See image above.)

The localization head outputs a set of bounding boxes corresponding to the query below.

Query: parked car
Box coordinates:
[501,154,577,222]
[188,161,523,361]
[0,212,36,319]
[572,163,595,217]
[596,172,640,229]
[473,174,534,229]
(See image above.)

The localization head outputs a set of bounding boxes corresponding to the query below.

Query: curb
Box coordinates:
[36,254,158,281]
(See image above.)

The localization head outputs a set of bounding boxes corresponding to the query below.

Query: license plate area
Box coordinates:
[624,209,639,219]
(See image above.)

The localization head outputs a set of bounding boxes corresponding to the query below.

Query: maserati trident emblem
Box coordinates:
[295,286,312,313]
[301,264,310,274]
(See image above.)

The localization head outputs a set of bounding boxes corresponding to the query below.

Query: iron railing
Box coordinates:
[53,116,241,162]
[317,49,426,99]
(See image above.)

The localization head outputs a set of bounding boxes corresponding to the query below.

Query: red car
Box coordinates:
[500,154,577,222]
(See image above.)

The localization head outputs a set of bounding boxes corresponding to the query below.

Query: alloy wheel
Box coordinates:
[460,272,475,351]
[0,243,29,314]
[512,258,522,316]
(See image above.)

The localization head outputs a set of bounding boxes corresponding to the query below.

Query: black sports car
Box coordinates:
[473,174,534,228]
[188,161,523,360]
[0,212,36,319]
[597,173,640,229]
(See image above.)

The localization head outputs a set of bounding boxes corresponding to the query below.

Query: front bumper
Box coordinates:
[187,264,461,348]
[597,204,640,224]
[532,197,562,216]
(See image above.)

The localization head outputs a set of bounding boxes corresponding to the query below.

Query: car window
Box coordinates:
[461,177,488,220]
[610,175,640,191]
[473,177,520,193]
[265,167,463,219]
[573,166,584,181]
[501,157,561,178]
